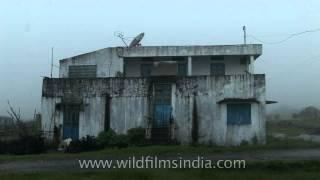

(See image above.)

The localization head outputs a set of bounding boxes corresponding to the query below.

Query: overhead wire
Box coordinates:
[248,28,320,44]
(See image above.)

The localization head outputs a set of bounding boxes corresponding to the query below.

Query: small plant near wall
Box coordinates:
[127,127,148,146]
[97,128,147,147]
[65,135,101,153]
[97,129,117,147]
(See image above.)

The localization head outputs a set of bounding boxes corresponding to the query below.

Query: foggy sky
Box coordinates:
[1,0,320,119]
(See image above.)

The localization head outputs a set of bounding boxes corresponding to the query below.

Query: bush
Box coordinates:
[0,140,7,154]
[96,128,147,149]
[65,135,101,153]
[127,127,147,146]
[113,134,129,148]
[97,129,129,148]
[97,129,117,147]
[0,135,45,155]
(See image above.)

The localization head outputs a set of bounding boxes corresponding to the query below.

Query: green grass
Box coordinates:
[267,118,320,136]
[1,136,320,162]
[1,161,320,180]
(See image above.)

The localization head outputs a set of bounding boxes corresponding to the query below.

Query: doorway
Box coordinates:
[153,83,172,128]
[63,105,80,140]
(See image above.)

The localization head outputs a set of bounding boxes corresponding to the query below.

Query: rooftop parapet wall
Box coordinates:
[42,75,265,100]
[42,78,150,98]
[176,74,265,100]
[121,44,262,58]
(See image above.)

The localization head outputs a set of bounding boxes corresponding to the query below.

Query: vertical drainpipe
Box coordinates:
[187,56,192,76]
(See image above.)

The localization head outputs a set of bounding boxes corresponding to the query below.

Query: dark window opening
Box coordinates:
[211,56,224,61]
[177,63,187,76]
[172,56,186,61]
[227,103,251,125]
[141,64,152,77]
[141,57,154,61]
[240,56,248,65]
[210,63,225,75]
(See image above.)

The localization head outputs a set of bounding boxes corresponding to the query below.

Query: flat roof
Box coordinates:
[60,44,262,62]
[121,44,262,58]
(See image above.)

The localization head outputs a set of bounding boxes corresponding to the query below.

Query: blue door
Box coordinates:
[153,83,172,128]
[63,105,79,140]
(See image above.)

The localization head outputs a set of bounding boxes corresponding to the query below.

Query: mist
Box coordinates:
[1,0,320,119]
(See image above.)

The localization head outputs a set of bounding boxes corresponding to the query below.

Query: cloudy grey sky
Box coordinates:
[0,0,320,118]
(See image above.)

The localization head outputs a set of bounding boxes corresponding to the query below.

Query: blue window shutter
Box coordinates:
[227,103,251,125]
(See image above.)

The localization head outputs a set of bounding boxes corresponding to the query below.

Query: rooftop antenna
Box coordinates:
[129,32,145,48]
[114,31,128,47]
[243,26,246,44]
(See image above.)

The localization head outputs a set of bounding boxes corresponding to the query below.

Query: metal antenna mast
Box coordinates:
[51,47,53,78]
[243,26,247,44]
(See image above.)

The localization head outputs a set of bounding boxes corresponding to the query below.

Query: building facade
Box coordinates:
[41,44,267,146]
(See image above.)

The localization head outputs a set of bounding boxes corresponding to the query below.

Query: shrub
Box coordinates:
[97,128,147,149]
[0,140,7,154]
[97,129,117,147]
[240,140,249,146]
[113,134,129,148]
[127,127,147,146]
[3,135,45,155]
[65,135,101,153]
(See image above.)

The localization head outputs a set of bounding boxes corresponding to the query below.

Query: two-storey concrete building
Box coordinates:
[41,44,268,145]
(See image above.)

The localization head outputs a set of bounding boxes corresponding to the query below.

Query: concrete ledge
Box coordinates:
[122,44,262,58]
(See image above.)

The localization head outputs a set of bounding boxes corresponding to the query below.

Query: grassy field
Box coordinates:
[0,161,320,180]
[0,136,320,162]
[267,118,320,136]
[1,119,320,179]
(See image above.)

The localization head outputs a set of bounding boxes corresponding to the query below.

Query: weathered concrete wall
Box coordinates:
[41,74,266,145]
[42,78,149,138]
[173,75,266,145]
[110,97,149,134]
[59,48,122,78]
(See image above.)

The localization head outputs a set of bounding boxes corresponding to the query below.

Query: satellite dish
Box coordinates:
[129,32,145,48]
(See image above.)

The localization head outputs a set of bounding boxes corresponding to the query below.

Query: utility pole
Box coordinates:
[243,26,247,44]
[51,47,53,78]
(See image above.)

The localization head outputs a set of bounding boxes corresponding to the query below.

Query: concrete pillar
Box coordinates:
[249,55,254,74]
[118,57,124,76]
[187,56,192,76]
